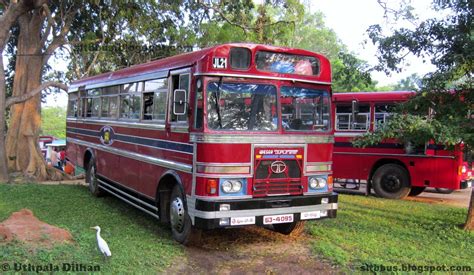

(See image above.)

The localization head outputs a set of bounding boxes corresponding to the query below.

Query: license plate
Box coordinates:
[263,214,294,225]
[300,211,321,220]
[230,216,255,226]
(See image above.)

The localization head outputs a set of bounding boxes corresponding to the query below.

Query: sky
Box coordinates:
[309,0,437,86]
[43,0,439,107]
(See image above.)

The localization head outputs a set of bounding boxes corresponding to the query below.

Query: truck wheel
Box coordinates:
[372,164,411,199]
[272,221,305,236]
[86,158,103,197]
[435,188,454,194]
[169,185,201,245]
[408,187,426,196]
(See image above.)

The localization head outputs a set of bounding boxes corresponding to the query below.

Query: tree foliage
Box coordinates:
[357,0,473,151]
[40,106,66,139]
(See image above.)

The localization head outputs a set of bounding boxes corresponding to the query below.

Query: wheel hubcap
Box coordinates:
[382,174,401,192]
[170,197,185,232]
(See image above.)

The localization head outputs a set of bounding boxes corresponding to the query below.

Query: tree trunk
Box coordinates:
[0,55,9,182]
[5,10,48,180]
[465,187,474,231]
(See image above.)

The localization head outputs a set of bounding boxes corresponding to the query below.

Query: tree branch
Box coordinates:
[38,3,54,48]
[42,7,76,66]
[6,81,68,107]
[197,1,294,33]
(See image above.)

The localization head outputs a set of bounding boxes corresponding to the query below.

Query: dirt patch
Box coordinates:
[167,226,337,274]
[0,209,73,248]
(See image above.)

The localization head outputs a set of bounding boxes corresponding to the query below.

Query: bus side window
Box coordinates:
[374,104,394,130]
[142,78,167,121]
[336,104,369,130]
[101,86,119,119]
[67,92,78,118]
[170,74,190,123]
[194,78,203,129]
[119,83,141,120]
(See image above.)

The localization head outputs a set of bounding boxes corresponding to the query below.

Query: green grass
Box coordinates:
[0,183,182,273]
[307,194,474,272]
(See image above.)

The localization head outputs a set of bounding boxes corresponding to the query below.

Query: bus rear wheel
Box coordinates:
[169,185,201,245]
[272,221,305,236]
[372,164,411,199]
[86,159,103,197]
[409,187,426,197]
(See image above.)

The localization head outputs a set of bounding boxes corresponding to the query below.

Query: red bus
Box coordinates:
[66,43,338,244]
[332,91,472,199]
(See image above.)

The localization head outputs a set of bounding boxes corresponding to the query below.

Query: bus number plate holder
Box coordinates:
[263,214,294,225]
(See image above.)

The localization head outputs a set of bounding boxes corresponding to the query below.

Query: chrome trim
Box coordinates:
[189,203,338,219]
[69,70,168,92]
[170,124,189,133]
[306,161,333,166]
[305,172,332,176]
[195,72,332,85]
[196,165,251,174]
[195,173,252,178]
[193,195,253,201]
[67,118,166,131]
[335,132,364,137]
[333,152,455,159]
[195,162,252,166]
[67,137,193,172]
[98,179,157,211]
[99,182,160,219]
[99,173,155,201]
[190,133,334,144]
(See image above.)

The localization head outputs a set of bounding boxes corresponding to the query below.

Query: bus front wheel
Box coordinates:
[372,164,411,199]
[169,185,201,245]
[271,221,305,236]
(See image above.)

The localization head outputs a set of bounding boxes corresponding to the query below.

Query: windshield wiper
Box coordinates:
[214,77,223,128]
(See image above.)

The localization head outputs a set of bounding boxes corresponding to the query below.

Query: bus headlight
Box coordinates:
[309,177,328,190]
[221,180,233,193]
[220,179,244,194]
[309,177,319,189]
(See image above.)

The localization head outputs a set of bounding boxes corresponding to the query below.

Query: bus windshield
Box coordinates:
[207,82,278,131]
[281,86,330,131]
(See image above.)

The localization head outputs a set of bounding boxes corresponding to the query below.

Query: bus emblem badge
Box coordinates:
[99,125,115,146]
[271,161,286,174]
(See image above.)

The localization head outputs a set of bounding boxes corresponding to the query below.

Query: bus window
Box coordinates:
[336,104,369,131]
[67,92,78,117]
[170,74,190,123]
[280,86,330,131]
[374,104,395,129]
[194,78,203,129]
[119,83,141,120]
[143,79,167,121]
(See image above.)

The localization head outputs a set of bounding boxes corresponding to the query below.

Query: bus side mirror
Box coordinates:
[173,89,187,116]
[352,99,359,114]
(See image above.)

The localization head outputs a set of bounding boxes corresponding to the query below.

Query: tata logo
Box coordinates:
[271,161,287,174]
[99,125,115,146]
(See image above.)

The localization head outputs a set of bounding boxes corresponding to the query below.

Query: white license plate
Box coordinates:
[263,214,294,225]
[230,216,255,226]
[300,211,321,220]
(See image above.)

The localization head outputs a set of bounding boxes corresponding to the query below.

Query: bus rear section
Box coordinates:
[66,43,338,244]
[332,91,471,199]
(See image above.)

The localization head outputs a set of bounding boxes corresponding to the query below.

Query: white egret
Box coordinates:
[90,226,112,258]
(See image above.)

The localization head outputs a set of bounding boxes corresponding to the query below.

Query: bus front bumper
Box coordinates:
[189,193,338,230]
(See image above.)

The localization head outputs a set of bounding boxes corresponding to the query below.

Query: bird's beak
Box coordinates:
[90,227,95,229]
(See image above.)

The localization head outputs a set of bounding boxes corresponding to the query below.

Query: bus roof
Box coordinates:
[69,43,331,92]
[333,91,416,103]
